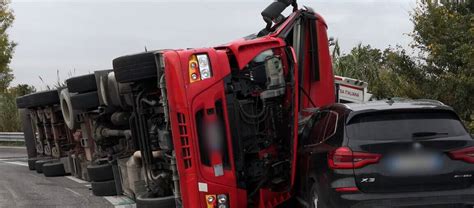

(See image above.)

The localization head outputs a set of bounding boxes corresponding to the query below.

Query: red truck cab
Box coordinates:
[162,6,335,208]
[110,2,335,207]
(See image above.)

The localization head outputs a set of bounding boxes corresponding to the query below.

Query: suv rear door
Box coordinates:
[347,109,474,193]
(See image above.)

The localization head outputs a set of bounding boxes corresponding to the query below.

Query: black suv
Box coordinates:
[297,100,474,208]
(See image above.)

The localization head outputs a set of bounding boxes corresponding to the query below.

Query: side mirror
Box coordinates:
[261,0,297,30]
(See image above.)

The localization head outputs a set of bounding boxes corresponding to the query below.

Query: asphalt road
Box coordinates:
[0,146,135,208]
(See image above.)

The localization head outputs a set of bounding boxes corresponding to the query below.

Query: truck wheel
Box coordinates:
[87,163,113,182]
[35,159,54,173]
[43,162,67,177]
[24,90,60,108]
[59,89,79,130]
[66,74,97,93]
[112,51,159,83]
[91,180,117,196]
[136,192,176,208]
[28,158,37,170]
[16,95,29,109]
[106,72,125,107]
[70,91,100,111]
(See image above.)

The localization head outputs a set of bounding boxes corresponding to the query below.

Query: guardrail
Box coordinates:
[0,132,25,142]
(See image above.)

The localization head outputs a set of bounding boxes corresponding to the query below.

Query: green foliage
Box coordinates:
[10,84,36,96]
[0,0,15,93]
[332,43,422,100]
[0,1,30,132]
[0,84,35,132]
[411,0,473,126]
[332,0,473,132]
[411,1,474,75]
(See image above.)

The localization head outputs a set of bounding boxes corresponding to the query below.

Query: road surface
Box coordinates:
[0,146,135,208]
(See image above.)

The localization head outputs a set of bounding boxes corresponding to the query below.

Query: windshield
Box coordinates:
[346,110,469,141]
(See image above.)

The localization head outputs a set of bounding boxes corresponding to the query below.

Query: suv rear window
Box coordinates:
[346,110,468,141]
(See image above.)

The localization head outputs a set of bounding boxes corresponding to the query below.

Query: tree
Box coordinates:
[0,84,36,132]
[410,0,473,126]
[331,44,421,100]
[0,1,27,132]
[332,0,473,132]
[10,84,35,96]
[0,1,15,93]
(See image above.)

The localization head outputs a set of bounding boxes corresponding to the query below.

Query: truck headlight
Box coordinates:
[217,194,227,204]
[197,54,211,80]
[207,195,215,203]
[189,54,212,83]
[205,194,228,208]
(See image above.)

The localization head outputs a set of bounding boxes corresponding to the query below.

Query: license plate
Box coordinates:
[387,153,443,175]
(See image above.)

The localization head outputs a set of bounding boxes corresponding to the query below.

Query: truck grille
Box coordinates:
[177,113,192,169]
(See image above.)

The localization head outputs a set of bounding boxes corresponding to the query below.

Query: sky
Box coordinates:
[9,0,417,89]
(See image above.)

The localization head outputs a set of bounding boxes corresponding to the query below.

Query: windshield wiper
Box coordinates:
[412,131,448,140]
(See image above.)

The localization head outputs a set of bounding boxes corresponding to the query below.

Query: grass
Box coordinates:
[0,141,25,147]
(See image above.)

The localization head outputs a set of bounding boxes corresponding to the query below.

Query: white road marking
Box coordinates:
[4,185,19,199]
[65,176,89,184]
[64,187,82,197]
[4,161,28,166]
[103,196,136,208]
[115,205,136,208]
[0,158,27,161]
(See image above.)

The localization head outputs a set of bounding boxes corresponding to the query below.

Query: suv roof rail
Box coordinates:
[386,97,445,106]
[413,99,445,106]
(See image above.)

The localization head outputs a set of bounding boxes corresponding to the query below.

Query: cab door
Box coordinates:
[283,11,335,109]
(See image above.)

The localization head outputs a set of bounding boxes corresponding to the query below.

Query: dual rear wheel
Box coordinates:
[87,163,117,196]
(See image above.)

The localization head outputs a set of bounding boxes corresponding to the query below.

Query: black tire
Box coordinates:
[136,192,176,208]
[43,162,67,177]
[70,91,100,111]
[35,159,54,173]
[28,158,37,170]
[113,51,159,83]
[91,180,117,196]
[23,90,60,108]
[16,95,29,109]
[87,163,114,182]
[66,74,97,93]
[59,89,79,130]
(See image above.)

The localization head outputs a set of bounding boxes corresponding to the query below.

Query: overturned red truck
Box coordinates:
[16,1,338,207]
[110,1,335,207]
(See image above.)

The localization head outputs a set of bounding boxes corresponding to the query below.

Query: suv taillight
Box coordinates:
[448,146,474,164]
[328,147,381,169]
